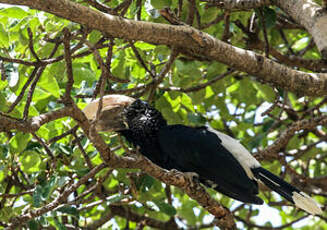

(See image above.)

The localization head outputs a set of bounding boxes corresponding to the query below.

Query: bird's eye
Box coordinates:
[127,110,136,117]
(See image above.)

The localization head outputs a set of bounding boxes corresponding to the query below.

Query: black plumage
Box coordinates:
[119,100,261,204]
[83,95,322,215]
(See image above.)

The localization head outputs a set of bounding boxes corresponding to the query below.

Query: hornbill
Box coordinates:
[83,95,322,215]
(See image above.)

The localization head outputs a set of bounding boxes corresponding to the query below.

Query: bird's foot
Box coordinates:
[205,179,218,189]
[184,172,199,187]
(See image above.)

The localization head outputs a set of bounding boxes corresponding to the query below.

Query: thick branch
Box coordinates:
[1,0,327,96]
[0,107,74,133]
[276,0,327,58]
[202,0,272,10]
[112,153,236,230]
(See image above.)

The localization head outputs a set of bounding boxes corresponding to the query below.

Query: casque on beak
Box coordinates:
[83,95,135,132]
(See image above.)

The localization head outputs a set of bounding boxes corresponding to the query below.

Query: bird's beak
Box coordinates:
[83,95,135,132]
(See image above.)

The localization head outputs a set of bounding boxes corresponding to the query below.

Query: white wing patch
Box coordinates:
[208,127,260,179]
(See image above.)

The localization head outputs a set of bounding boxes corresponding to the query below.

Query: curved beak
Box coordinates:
[83,95,135,132]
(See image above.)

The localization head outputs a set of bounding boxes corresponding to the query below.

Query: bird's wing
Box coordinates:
[158,125,262,204]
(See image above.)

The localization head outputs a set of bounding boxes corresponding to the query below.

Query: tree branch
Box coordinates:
[258,115,327,160]
[0,107,74,133]
[1,0,327,96]
[201,0,272,10]
[276,0,327,58]
[6,163,107,230]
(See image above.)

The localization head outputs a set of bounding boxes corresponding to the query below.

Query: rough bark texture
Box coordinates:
[1,0,327,96]
[276,0,327,58]
[213,0,272,10]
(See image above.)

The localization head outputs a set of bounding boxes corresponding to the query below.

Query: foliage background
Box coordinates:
[0,0,326,229]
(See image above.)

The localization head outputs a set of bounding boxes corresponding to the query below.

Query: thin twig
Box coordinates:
[32,133,57,169]
[222,10,231,42]
[84,0,116,14]
[160,69,233,93]
[7,67,38,113]
[27,27,40,62]
[0,60,7,81]
[148,48,179,102]
[23,67,45,120]
[48,125,78,144]
[258,8,269,57]
[7,164,107,230]
[186,0,196,25]
[129,41,156,78]
[63,28,74,103]
[72,132,93,169]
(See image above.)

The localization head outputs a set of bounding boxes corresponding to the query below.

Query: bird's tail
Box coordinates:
[251,167,322,215]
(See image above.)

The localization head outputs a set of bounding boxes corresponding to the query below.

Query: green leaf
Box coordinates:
[262,7,276,29]
[33,185,43,207]
[42,176,57,199]
[248,133,265,149]
[205,86,215,99]
[0,7,29,19]
[178,200,197,225]
[19,151,41,173]
[9,133,31,153]
[239,78,256,104]
[135,42,156,50]
[0,207,15,222]
[28,220,39,230]
[175,60,201,76]
[227,81,240,93]
[0,166,6,183]
[88,30,102,44]
[72,63,97,86]
[252,82,275,102]
[0,144,9,160]
[150,0,172,9]
[155,201,176,216]
[202,7,219,23]
[181,93,194,112]
[292,37,310,51]
[136,174,155,192]
[0,23,9,48]
[57,206,79,217]
[39,70,60,98]
[111,51,127,79]
[53,217,66,230]
[46,62,66,82]
[287,135,301,150]
[262,119,274,132]
[33,87,51,100]
[0,79,8,90]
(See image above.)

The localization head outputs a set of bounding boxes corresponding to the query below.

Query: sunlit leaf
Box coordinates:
[0,7,29,19]
[20,151,41,173]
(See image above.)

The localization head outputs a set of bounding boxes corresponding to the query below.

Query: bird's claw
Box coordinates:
[184,172,199,187]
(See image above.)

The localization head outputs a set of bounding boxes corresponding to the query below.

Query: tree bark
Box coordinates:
[2,0,327,96]
[276,0,327,59]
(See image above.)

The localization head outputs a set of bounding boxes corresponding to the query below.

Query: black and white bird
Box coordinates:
[83,94,322,215]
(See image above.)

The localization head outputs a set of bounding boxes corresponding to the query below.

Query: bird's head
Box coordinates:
[83,94,167,132]
[83,94,136,132]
